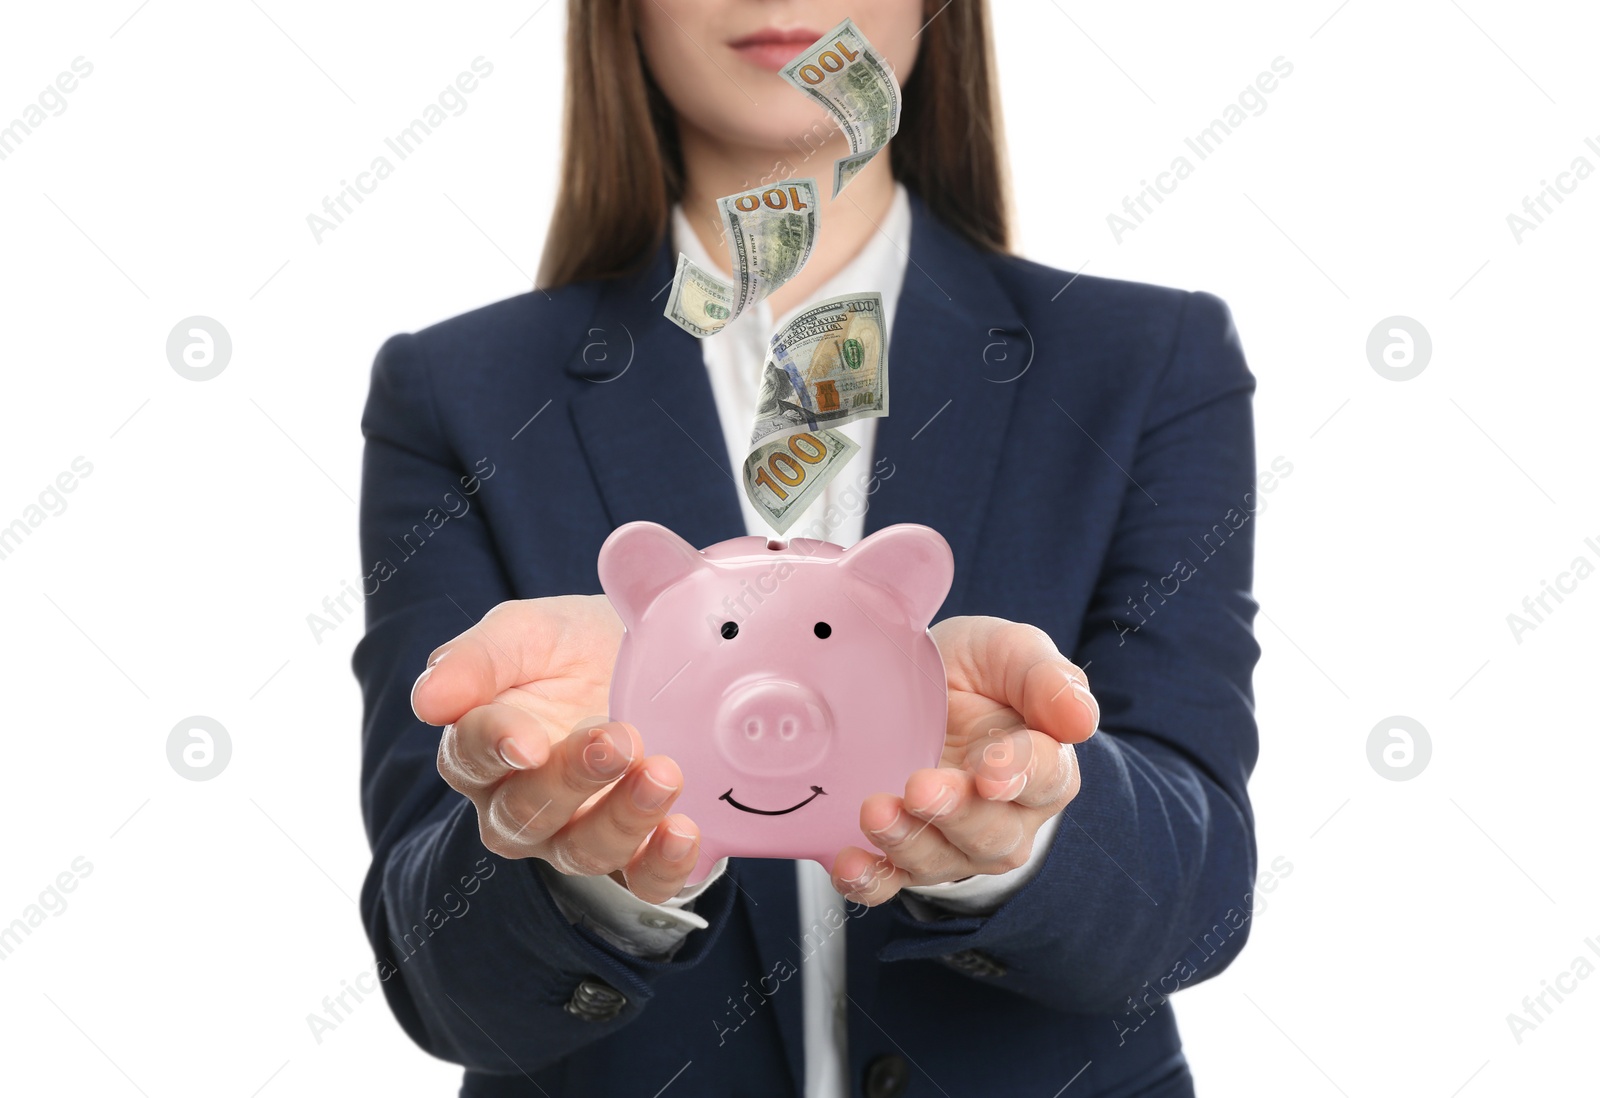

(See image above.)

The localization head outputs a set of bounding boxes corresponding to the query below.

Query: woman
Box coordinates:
[355,2,1262,1095]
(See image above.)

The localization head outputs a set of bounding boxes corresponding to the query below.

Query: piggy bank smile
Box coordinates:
[598,521,953,884]
[719,785,827,815]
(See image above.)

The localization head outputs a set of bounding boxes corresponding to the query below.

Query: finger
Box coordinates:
[964,726,1039,802]
[1005,737,1081,814]
[859,788,973,885]
[830,847,907,907]
[963,727,1082,819]
[438,702,553,795]
[546,755,684,877]
[621,813,702,903]
[412,595,621,726]
[481,720,640,856]
[858,737,1079,886]
[413,602,546,725]
[887,770,1029,876]
[933,617,1099,745]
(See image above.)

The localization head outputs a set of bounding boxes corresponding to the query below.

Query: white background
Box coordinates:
[1,2,1595,1095]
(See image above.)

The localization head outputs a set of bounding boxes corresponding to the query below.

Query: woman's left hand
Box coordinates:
[830,615,1099,905]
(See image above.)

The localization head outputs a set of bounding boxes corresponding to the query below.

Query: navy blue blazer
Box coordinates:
[355,189,1261,1098]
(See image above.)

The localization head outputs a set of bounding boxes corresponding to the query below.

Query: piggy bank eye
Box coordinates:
[813,622,831,639]
[721,621,739,640]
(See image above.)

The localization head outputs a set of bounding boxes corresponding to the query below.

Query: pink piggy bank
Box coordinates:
[598,521,954,885]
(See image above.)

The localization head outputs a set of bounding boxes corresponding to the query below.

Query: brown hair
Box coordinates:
[536,0,1011,290]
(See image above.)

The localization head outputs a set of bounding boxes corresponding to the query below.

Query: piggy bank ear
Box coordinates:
[839,524,954,626]
[598,521,705,630]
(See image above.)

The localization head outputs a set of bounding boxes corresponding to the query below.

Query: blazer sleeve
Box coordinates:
[353,331,739,1076]
[875,290,1263,1016]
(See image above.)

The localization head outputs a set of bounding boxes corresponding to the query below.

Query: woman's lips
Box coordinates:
[728,28,821,73]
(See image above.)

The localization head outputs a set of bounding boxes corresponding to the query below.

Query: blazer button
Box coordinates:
[563,978,627,1022]
[863,1053,910,1098]
[941,949,1007,978]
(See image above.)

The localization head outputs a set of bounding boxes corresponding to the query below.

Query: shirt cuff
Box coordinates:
[535,857,731,961]
[899,810,1065,921]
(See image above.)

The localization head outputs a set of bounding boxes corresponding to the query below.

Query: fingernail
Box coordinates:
[631,767,679,812]
[582,725,633,779]
[427,648,450,669]
[909,783,954,818]
[659,822,696,862]
[497,737,533,771]
[841,866,875,891]
[982,771,1028,802]
[1071,680,1100,727]
[867,810,912,845]
[410,666,432,700]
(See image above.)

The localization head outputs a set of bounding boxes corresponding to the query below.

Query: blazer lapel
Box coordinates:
[865,192,1027,616]
[566,243,749,549]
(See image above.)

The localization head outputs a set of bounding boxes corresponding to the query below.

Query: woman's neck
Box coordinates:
[676,119,898,318]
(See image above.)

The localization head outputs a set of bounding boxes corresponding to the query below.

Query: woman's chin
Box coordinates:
[681,113,844,169]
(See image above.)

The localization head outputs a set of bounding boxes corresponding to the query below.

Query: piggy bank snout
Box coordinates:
[715,680,833,776]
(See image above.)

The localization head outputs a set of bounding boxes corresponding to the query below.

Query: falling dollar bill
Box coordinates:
[749,293,887,448]
[663,253,735,339]
[741,428,861,535]
[741,293,887,531]
[721,179,819,316]
[780,19,902,197]
[664,178,820,338]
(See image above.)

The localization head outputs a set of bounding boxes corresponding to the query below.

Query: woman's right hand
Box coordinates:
[411,594,703,903]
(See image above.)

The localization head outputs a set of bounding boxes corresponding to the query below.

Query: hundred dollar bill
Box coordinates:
[748,293,887,449]
[664,178,820,338]
[721,178,819,317]
[741,427,861,535]
[663,253,735,339]
[780,19,901,197]
[740,292,887,530]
